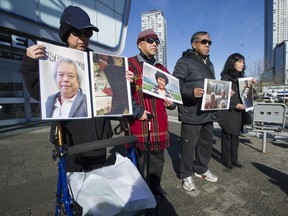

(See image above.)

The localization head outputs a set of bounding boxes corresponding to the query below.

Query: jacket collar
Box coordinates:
[136,53,158,66]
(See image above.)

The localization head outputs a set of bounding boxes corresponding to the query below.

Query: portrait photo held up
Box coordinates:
[142,62,183,104]
[90,52,132,117]
[238,77,254,111]
[38,41,92,120]
[201,79,232,111]
[38,41,133,120]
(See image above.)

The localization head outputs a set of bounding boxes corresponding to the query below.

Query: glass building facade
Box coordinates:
[264,0,288,82]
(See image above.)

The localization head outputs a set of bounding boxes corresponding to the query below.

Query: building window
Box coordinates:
[0,60,23,98]
[0,103,25,120]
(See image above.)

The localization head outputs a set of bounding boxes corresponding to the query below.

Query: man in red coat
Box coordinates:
[128,29,176,198]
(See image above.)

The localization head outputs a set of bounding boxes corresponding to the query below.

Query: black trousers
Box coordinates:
[179,122,214,179]
[221,131,239,163]
[137,149,165,190]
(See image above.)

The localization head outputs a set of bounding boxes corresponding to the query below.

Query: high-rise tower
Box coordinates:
[141,10,167,67]
[264,0,288,81]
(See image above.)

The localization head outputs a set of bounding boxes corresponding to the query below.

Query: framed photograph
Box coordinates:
[142,62,183,104]
[201,79,232,111]
[89,52,133,117]
[38,41,92,120]
[239,77,254,111]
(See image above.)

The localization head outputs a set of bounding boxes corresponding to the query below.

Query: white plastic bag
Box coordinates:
[68,153,156,216]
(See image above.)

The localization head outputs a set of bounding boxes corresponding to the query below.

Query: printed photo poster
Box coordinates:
[142,62,183,104]
[201,79,232,111]
[89,52,133,117]
[239,77,254,111]
[38,41,92,120]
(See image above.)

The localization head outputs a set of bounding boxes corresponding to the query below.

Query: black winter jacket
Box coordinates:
[217,74,243,135]
[173,49,217,124]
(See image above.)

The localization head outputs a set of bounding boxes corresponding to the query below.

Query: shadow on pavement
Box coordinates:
[252,162,288,195]
[271,142,288,149]
[166,132,181,178]
[239,137,262,152]
[158,196,178,216]
[211,147,222,163]
[0,121,50,134]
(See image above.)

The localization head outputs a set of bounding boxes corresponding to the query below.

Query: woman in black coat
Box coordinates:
[217,53,247,169]
[20,6,113,172]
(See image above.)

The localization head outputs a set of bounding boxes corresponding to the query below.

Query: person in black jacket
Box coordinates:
[20,6,113,172]
[217,53,247,169]
[173,31,218,192]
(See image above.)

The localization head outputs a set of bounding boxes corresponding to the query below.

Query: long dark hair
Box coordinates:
[220,53,245,79]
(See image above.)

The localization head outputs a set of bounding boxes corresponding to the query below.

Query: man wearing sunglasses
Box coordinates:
[21,6,113,172]
[173,31,218,192]
[127,29,176,199]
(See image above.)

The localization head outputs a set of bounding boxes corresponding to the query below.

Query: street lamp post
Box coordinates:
[284,70,287,104]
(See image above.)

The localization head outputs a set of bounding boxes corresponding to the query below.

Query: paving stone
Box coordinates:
[0,121,288,215]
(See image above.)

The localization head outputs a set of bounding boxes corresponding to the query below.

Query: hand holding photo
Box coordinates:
[201,79,232,111]
[38,41,91,120]
[38,42,133,119]
[142,62,183,104]
[89,52,132,117]
[238,77,254,111]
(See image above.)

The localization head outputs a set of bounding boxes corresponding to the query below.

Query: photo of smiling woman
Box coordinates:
[45,58,88,119]
[150,71,174,99]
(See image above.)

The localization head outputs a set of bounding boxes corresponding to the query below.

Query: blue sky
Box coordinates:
[122,0,264,79]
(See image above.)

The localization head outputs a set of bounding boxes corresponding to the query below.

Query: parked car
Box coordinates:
[261,95,280,103]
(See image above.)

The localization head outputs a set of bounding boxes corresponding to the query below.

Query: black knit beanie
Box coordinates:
[58,22,74,43]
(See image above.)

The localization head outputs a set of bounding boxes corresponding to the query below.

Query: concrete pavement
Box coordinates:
[0,118,288,216]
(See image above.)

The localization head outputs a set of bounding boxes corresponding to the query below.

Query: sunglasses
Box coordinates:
[71,29,93,38]
[196,39,212,46]
[144,38,160,45]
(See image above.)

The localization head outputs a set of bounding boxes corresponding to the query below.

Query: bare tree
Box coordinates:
[274,70,288,103]
[246,58,288,104]
[246,58,264,95]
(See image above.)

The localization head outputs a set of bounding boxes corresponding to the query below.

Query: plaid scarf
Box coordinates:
[128,55,170,151]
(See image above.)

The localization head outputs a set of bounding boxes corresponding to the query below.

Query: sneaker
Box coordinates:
[194,170,218,182]
[182,176,196,191]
